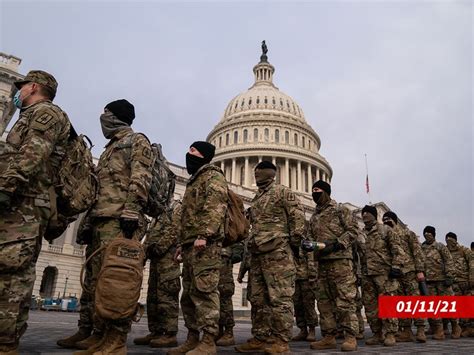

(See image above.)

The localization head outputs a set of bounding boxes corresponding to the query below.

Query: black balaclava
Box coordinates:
[186,141,215,175]
[382,211,398,228]
[423,225,436,244]
[362,205,378,229]
[312,180,331,205]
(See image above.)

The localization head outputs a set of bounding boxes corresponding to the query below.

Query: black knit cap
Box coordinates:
[423,225,436,236]
[105,99,135,125]
[312,180,331,195]
[382,211,398,224]
[255,161,277,171]
[446,232,457,241]
[362,205,377,219]
[190,141,215,163]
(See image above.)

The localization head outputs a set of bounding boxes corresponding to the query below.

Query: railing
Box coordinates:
[73,248,85,257]
[47,245,63,254]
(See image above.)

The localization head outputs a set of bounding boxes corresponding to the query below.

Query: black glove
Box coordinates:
[120,218,139,239]
[443,277,454,287]
[0,191,12,211]
[290,244,300,259]
[389,267,403,279]
[301,239,315,252]
[319,241,336,256]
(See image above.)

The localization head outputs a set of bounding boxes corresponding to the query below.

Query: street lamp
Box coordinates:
[62,274,69,298]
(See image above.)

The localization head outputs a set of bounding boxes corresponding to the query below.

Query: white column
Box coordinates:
[307,164,312,192]
[291,165,297,190]
[220,160,225,172]
[244,157,249,187]
[231,158,236,184]
[258,156,262,163]
[297,161,302,192]
[272,157,276,166]
[316,167,320,181]
[285,158,289,187]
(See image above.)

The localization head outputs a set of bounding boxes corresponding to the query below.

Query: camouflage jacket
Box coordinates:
[0,100,70,204]
[307,200,359,261]
[422,241,455,282]
[295,249,317,281]
[238,238,251,281]
[90,128,153,219]
[360,223,404,276]
[447,243,473,284]
[249,182,305,254]
[394,226,425,274]
[179,164,228,247]
[146,201,181,282]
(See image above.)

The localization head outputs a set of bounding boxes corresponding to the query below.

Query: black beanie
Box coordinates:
[383,211,398,224]
[312,180,331,195]
[255,161,277,171]
[423,225,436,236]
[362,205,377,219]
[190,141,215,163]
[105,99,135,125]
[446,232,457,241]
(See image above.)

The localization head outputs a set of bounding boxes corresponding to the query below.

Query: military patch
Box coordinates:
[36,114,53,125]
[142,147,152,159]
[117,246,141,260]
[30,112,58,131]
[287,191,296,201]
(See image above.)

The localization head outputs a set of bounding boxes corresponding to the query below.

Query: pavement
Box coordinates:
[17,310,474,354]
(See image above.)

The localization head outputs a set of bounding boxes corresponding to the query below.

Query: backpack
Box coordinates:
[223,189,250,247]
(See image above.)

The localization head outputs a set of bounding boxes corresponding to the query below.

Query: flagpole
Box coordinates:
[365,154,372,204]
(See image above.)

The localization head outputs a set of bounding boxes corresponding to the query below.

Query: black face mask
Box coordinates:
[312,192,322,204]
[383,220,394,228]
[186,153,206,175]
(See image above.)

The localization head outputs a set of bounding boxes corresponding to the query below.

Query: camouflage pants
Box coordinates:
[80,218,145,334]
[181,243,221,336]
[147,258,180,334]
[0,197,49,345]
[398,271,425,328]
[218,257,235,329]
[293,279,318,328]
[361,274,398,335]
[355,286,365,334]
[427,281,457,328]
[316,259,358,337]
[247,274,272,339]
[250,246,296,342]
[451,282,473,328]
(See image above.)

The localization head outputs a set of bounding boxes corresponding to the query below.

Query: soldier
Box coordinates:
[168,141,228,355]
[292,243,318,342]
[59,99,153,355]
[235,161,305,354]
[307,180,359,352]
[421,225,461,340]
[133,201,182,348]
[0,70,71,354]
[360,206,403,346]
[382,211,427,343]
[445,232,474,337]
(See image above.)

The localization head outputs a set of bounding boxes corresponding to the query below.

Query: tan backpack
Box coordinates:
[223,189,250,247]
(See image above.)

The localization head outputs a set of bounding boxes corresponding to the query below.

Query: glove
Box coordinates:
[290,244,300,259]
[301,239,315,252]
[120,218,139,239]
[319,241,344,256]
[389,267,403,279]
[0,191,12,211]
[443,277,454,287]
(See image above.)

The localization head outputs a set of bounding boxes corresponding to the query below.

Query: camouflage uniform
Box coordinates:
[80,127,152,334]
[218,246,235,331]
[308,200,359,337]
[422,241,457,329]
[293,249,318,329]
[248,182,305,342]
[145,202,182,336]
[360,224,403,336]
[179,164,228,337]
[0,73,71,348]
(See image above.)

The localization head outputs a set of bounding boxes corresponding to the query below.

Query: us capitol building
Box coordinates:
[0,47,390,312]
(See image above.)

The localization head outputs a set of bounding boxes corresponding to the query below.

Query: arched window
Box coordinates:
[254,128,258,141]
[240,165,245,186]
[234,131,238,144]
[308,140,311,150]
[294,133,298,146]
[243,129,248,143]
[226,133,229,146]
[275,129,280,143]
[285,131,289,143]
[302,136,305,148]
[264,128,269,142]
[219,136,222,148]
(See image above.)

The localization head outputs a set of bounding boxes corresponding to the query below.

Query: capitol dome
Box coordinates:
[207,43,332,194]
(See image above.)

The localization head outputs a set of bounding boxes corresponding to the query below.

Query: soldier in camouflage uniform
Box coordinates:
[421,225,460,340]
[292,245,318,342]
[168,141,228,355]
[0,71,71,354]
[133,201,182,348]
[235,161,305,354]
[381,211,427,343]
[59,100,153,355]
[445,232,473,337]
[307,180,359,352]
[359,206,403,347]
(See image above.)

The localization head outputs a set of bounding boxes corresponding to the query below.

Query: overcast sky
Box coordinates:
[1,0,472,245]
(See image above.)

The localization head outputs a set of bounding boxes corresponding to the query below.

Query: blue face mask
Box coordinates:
[13,90,23,109]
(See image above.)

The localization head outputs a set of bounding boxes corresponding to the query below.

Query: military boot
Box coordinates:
[432,324,445,340]
[356,331,365,340]
[167,330,200,355]
[134,332,160,345]
[216,328,235,346]
[384,333,396,346]
[76,332,104,350]
[291,327,308,341]
[341,335,358,352]
[263,338,290,354]
[92,329,127,355]
[451,323,462,339]
[461,326,474,337]
[57,328,92,349]
[150,333,178,348]
[306,326,316,342]
[365,331,383,346]
[416,326,426,343]
[0,342,18,355]
[186,332,216,355]
[235,337,268,353]
[310,335,337,350]
[396,327,414,342]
